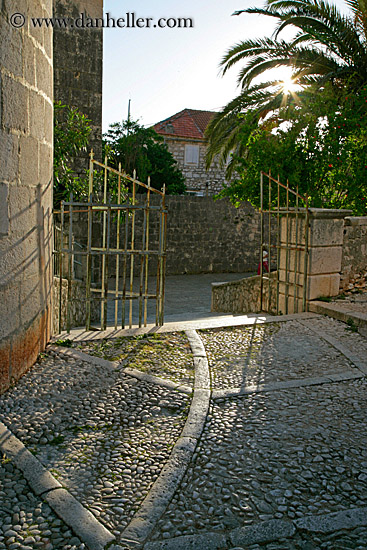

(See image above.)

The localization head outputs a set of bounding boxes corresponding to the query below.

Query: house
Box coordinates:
[153,108,230,195]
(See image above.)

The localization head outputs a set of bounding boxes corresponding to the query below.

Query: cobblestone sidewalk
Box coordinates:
[1,314,366,550]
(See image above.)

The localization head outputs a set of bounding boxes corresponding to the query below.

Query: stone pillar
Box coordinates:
[0,0,53,393]
[53,0,103,176]
[279,209,352,313]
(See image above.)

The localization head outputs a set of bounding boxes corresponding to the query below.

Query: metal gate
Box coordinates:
[55,153,167,333]
[259,172,309,315]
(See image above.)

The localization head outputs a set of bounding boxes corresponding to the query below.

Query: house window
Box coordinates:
[184,145,199,165]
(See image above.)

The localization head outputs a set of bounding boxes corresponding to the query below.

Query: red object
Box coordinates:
[257,260,269,275]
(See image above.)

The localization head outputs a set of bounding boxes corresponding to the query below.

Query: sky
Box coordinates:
[102,0,351,132]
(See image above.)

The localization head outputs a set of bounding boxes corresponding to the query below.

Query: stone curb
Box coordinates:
[0,422,62,496]
[48,345,117,370]
[0,422,115,550]
[308,301,367,334]
[298,319,367,375]
[212,370,364,400]
[120,330,211,547]
[144,507,367,549]
[48,345,192,394]
[44,488,115,550]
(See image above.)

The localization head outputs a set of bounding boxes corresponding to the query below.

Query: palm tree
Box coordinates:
[206,0,367,172]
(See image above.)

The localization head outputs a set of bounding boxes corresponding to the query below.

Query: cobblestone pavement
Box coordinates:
[0,342,191,548]
[1,314,367,550]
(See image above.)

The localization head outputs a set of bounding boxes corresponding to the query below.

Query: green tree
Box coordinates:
[206,0,367,169]
[104,119,186,195]
[53,101,92,208]
[218,83,367,214]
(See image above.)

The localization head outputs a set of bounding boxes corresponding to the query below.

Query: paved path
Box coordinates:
[1,312,367,550]
[106,273,254,326]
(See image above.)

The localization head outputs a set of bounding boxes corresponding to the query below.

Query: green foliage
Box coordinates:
[54,338,73,347]
[218,82,367,214]
[104,119,186,195]
[53,101,92,208]
[206,0,367,171]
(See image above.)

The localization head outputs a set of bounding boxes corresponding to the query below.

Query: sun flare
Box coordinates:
[281,75,298,95]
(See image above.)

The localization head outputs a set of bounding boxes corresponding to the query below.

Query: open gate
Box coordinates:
[55,153,167,333]
[259,172,309,315]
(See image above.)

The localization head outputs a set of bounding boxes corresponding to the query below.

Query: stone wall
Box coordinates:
[53,0,103,177]
[212,273,277,315]
[164,137,230,195]
[0,0,53,393]
[340,217,367,291]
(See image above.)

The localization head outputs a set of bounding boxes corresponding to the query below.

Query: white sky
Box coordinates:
[102,0,351,132]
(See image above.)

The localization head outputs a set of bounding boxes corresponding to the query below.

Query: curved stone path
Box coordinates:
[1,313,367,550]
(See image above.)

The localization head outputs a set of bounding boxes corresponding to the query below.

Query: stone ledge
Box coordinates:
[344,216,367,227]
[308,301,367,335]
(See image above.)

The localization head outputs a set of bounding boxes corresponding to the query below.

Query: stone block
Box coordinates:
[279,248,306,274]
[0,132,19,184]
[44,100,53,145]
[0,183,9,235]
[35,46,53,99]
[309,217,345,247]
[0,342,11,394]
[8,184,37,235]
[23,36,36,86]
[278,293,305,315]
[39,142,53,186]
[10,314,44,382]
[0,280,21,340]
[0,19,23,77]
[2,75,29,133]
[280,215,307,246]
[308,246,343,275]
[29,91,45,141]
[307,273,340,300]
[19,135,39,186]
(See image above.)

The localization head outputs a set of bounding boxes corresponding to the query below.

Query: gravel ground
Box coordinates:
[152,378,367,540]
[199,320,360,390]
[0,348,190,541]
[73,332,194,388]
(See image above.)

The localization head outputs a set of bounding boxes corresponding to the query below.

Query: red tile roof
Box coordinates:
[153,109,216,140]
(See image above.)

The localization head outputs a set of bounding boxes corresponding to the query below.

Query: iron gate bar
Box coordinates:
[56,152,167,332]
[114,162,122,330]
[260,171,309,315]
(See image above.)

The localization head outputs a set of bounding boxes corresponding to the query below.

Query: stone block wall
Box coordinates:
[53,0,103,178]
[164,137,231,195]
[212,273,277,315]
[0,0,53,394]
[340,217,367,291]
